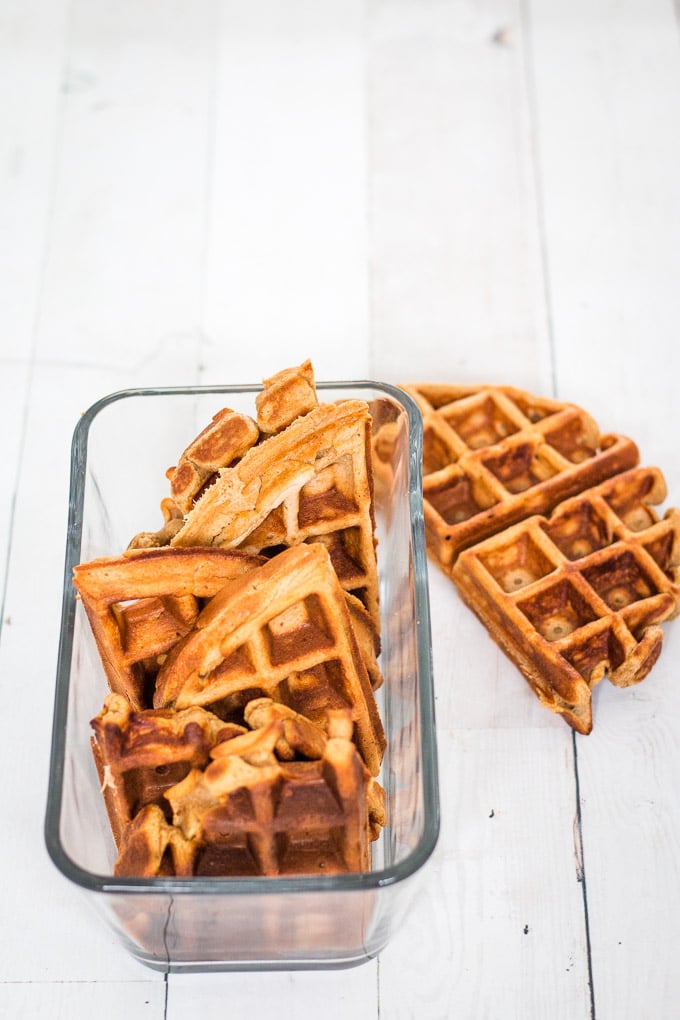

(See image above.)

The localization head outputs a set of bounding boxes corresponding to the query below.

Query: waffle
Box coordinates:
[167,407,260,515]
[452,466,680,733]
[114,804,196,877]
[255,357,319,435]
[171,397,380,629]
[73,547,266,708]
[154,542,386,775]
[114,708,386,878]
[401,383,640,572]
[91,692,243,845]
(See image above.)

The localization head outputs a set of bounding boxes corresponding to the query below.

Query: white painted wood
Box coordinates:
[575,636,680,1019]
[0,0,68,586]
[0,365,30,586]
[167,966,379,1020]
[0,982,166,1020]
[0,0,68,361]
[32,0,217,382]
[201,0,371,384]
[525,0,680,467]
[526,1,680,1016]
[379,729,592,1019]
[367,0,553,389]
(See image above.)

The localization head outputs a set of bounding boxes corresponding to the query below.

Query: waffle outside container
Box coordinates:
[45,380,440,972]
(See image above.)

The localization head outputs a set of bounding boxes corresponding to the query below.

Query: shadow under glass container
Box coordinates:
[45,380,439,972]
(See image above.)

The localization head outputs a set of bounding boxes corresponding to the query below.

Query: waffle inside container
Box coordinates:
[45,381,439,972]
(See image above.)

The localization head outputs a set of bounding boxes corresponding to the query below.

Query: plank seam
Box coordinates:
[572,730,596,1020]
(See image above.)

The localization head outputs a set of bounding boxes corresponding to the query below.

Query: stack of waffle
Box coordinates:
[75,361,386,877]
[392,383,680,733]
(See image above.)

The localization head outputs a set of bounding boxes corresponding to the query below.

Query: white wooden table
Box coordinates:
[2,2,679,1017]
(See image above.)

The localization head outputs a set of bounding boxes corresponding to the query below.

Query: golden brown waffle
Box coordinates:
[401,383,640,572]
[167,407,260,515]
[91,692,243,845]
[114,709,385,877]
[154,542,386,775]
[114,804,196,877]
[255,358,319,434]
[452,466,680,733]
[171,398,380,629]
[73,547,265,708]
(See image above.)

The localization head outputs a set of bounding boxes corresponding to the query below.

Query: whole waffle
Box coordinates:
[401,383,640,571]
[113,706,386,878]
[452,466,680,733]
[390,382,680,732]
[154,542,386,776]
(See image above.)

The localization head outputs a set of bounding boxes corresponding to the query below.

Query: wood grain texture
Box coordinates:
[201,0,371,382]
[367,0,553,388]
[526,2,680,1014]
[0,982,166,1020]
[32,0,216,380]
[166,967,379,1019]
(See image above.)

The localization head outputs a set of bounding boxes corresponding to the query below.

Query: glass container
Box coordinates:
[45,381,439,972]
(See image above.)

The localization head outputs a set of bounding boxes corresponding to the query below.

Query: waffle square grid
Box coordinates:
[452,466,680,733]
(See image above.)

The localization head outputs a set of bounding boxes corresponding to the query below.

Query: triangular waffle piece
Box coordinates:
[452,466,680,733]
[255,358,319,435]
[154,542,386,775]
[167,407,260,515]
[171,398,380,629]
[91,692,243,845]
[73,547,265,708]
[401,383,640,572]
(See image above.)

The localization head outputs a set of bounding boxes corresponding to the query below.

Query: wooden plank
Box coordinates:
[525,0,680,465]
[0,0,68,361]
[0,982,165,1020]
[0,0,68,590]
[201,0,371,383]
[526,0,680,1015]
[575,652,680,1017]
[367,1,593,1014]
[32,0,217,382]
[167,966,378,1020]
[0,366,30,595]
[367,0,552,388]
[378,728,592,1019]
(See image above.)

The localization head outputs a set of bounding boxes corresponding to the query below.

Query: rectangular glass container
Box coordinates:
[45,381,439,972]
